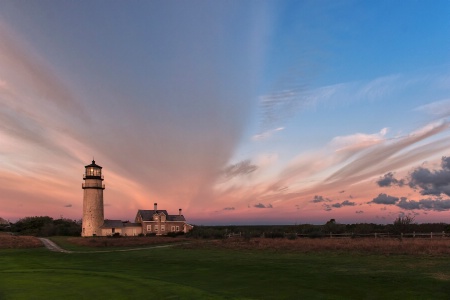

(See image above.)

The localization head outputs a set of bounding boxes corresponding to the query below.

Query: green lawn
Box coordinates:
[1,245,450,299]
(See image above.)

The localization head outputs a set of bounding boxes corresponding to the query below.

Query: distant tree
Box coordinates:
[324,219,345,233]
[392,215,416,234]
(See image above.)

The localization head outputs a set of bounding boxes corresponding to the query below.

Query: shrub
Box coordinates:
[307,231,325,239]
[264,231,284,239]
[286,233,297,240]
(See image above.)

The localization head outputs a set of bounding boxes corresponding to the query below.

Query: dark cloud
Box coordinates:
[396,198,420,210]
[64,204,72,208]
[377,172,404,187]
[331,200,356,208]
[323,204,332,211]
[339,190,345,193]
[370,193,399,205]
[223,160,258,180]
[254,203,273,209]
[355,210,364,214]
[311,195,331,203]
[409,156,450,196]
[397,198,450,211]
[223,207,235,211]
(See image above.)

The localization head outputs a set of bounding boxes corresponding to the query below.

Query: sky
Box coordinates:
[1,0,450,225]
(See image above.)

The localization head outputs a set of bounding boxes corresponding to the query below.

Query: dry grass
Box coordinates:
[183,237,450,256]
[66,236,187,248]
[0,232,43,249]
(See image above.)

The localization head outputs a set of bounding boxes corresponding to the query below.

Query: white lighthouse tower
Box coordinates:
[82,160,105,237]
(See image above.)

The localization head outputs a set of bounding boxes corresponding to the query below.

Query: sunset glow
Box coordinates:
[1,1,450,225]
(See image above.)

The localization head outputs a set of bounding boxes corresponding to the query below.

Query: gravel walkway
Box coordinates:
[38,238,72,253]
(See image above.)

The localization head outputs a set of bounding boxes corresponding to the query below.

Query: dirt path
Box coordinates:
[38,238,188,254]
[38,238,72,253]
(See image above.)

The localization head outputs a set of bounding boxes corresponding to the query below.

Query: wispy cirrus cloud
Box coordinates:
[252,127,284,141]
[415,99,450,117]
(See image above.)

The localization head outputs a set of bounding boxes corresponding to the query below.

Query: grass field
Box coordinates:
[1,237,450,299]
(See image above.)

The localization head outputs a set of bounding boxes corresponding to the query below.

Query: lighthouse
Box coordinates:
[82,160,105,237]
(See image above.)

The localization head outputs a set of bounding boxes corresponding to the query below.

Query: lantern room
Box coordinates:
[84,160,103,179]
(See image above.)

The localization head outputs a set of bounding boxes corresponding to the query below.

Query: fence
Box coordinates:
[295,232,448,239]
[225,231,448,239]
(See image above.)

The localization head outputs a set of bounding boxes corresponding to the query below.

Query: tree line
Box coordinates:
[187,217,450,239]
[0,216,81,236]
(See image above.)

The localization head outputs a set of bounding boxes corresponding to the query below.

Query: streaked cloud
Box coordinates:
[252,127,284,141]
[415,99,450,117]
[222,160,258,180]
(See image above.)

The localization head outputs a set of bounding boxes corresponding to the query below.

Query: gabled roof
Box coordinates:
[101,220,124,228]
[137,209,186,222]
[167,215,186,221]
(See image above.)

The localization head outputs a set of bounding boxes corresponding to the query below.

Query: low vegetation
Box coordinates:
[184,237,450,256]
[0,232,42,249]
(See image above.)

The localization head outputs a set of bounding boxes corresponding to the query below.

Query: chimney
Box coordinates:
[179,208,182,216]
[154,203,157,211]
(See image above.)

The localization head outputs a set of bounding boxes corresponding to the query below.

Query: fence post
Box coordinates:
[401,233,403,239]
[330,232,332,238]
[443,231,445,238]
[374,233,377,238]
[431,232,433,239]
[413,231,415,238]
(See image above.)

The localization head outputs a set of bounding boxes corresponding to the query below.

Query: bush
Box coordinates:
[264,231,285,239]
[167,231,185,238]
[307,231,325,239]
[286,233,297,240]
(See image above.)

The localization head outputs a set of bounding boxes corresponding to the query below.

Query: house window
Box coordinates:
[112,228,115,233]
[171,226,175,232]
[155,225,158,231]
[161,225,165,231]
[147,225,151,231]
[176,226,179,231]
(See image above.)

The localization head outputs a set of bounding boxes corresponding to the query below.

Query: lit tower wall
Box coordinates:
[82,160,105,237]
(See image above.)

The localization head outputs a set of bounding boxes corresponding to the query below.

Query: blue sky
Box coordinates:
[0,1,449,224]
